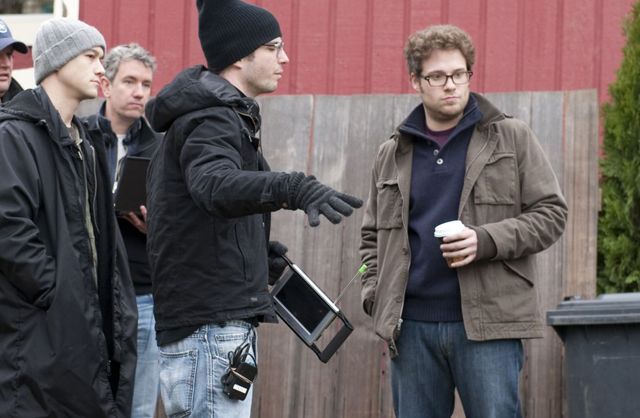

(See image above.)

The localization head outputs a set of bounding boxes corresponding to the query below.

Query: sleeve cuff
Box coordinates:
[470,225,498,261]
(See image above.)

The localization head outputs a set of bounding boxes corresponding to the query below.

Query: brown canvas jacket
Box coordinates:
[359,93,568,358]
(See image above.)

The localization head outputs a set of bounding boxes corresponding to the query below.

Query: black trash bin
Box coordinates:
[547,293,640,418]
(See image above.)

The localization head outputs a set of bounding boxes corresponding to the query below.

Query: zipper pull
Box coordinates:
[75,143,84,161]
[106,360,112,376]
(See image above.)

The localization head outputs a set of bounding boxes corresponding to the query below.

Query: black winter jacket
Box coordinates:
[0,88,137,418]
[85,106,163,295]
[0,78,23,103]
[146,66,291,332]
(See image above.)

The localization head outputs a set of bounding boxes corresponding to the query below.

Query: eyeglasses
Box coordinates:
[262,40,285,58]
[418,71,473,87]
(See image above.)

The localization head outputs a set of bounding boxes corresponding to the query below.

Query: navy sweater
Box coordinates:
[401,96,483,322]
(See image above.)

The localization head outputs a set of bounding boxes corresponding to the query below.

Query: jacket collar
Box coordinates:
[0,87,79,147]
[1,78,23,103]
[396,93,484,154]
[96,101,143,147]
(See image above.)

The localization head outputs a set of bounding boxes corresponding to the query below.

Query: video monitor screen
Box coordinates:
[275,270,333,334]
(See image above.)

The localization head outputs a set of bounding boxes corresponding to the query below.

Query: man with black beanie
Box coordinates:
[145,0,363,416]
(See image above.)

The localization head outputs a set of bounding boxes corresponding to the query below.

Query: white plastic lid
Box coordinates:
[434,220,466,237]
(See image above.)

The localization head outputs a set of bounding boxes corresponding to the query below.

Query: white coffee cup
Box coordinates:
[434,220,466,268]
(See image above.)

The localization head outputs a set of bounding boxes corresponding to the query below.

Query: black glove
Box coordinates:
[287,172,364,227]
[268,241,288,285]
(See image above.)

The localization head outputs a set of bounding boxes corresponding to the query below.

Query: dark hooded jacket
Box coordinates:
[146,66,291,333]
[1,78,23,103]
[85,104,163,296]
[0,88,138,418]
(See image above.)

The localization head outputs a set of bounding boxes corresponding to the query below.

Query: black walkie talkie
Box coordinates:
[221,341,257,401]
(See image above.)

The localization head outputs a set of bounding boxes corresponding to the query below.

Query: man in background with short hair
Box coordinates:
[0,18,28,103]
[84,42,162,418]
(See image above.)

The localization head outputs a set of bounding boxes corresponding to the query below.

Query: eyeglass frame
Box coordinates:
[262,40,285,58]
[417,71,473,87]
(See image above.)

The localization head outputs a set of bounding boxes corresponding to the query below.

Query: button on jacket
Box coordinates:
[359,93,568,357]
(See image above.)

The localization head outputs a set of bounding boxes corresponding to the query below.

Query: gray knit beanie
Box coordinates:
[32,18,106,85]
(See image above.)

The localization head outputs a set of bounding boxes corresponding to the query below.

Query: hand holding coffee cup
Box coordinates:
[434,220,469,268]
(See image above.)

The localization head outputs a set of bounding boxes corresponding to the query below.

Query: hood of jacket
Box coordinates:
[84,101,161,156]
[0,87,79,149]
[146,65,261,133]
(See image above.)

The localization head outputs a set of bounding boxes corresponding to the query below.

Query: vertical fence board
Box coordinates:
[485,91,532,124]
[296,95,353,418]
[334,95,399,418]
[562,90,599,300]
[252,95,314,418]
[526,91,566,418]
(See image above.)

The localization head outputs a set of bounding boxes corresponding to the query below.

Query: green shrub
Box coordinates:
[598,2,640,293]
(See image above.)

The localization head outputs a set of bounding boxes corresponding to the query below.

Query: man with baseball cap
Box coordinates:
[145,0,363,416]
[0,18,137,418]
[0,18,28,103]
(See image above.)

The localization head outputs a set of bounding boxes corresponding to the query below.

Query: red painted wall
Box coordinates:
[80,0,635,105]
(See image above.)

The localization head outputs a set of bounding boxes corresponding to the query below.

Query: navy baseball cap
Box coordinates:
[0,19,28,54]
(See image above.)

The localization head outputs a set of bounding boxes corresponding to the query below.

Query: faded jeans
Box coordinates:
[131,294,160,418]
[158,321,257,418]
[391,320,523,418]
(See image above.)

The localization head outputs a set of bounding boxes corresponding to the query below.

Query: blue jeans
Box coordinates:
[132,294,161,418]
[391,320,523,418]
[158,321,257,418]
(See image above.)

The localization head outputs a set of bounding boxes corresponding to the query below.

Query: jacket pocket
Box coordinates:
[503,257,534,286]
[376,179,402,229]
[474,153,516,205]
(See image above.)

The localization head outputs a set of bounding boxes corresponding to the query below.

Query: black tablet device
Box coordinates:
[114,156,150,215]
[270,257,355,363]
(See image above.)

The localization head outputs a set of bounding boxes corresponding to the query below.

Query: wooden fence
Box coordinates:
[77,90,599,418]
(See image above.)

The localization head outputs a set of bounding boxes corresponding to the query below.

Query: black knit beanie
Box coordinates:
[196,0,282,73]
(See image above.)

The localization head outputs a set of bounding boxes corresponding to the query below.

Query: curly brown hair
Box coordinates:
[404,25,475,76]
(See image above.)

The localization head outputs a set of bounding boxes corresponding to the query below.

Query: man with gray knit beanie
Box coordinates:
[0,18,138,418]
[145,0,363,416]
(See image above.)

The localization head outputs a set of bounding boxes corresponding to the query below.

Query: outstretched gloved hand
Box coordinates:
[287,172,363,227]
[268,241,289,285]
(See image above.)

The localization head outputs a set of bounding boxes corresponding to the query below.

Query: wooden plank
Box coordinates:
[524,91,566,418]
[251,95,314,418]
[291,95,353,418]
[562,90,599,299]
[333,95,399,418]
[484,91,532,124]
